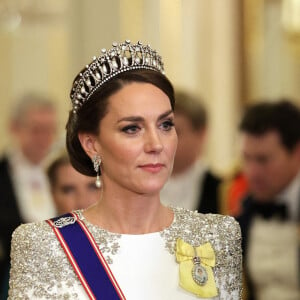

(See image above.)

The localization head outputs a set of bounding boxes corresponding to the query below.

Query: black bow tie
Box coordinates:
[252,202,288,220]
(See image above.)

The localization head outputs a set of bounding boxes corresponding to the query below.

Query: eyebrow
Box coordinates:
[117,109,173,123]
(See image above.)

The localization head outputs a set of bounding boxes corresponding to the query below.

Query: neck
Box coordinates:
[84,188,173,235]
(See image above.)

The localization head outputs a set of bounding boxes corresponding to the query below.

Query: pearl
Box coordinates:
[95,176,101,188]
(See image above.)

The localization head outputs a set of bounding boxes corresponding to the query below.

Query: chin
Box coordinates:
[137,182,166,195]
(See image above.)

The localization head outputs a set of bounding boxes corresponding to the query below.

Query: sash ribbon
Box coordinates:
[47,213,125,300]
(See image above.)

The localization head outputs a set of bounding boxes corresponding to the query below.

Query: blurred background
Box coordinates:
[0,0,299,175]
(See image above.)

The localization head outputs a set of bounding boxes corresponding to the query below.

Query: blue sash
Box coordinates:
[47,212,126,300]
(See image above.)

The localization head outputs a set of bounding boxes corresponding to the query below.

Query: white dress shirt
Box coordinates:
[276,170,300,221]
[8,149,55,222]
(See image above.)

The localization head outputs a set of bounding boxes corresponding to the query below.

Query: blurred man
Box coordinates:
[47,151,100,214]
[0,92,57,297]
[237,100,300,300]
[161,90,222,213]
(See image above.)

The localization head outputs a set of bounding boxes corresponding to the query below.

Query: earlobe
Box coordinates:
[78,133,99,159]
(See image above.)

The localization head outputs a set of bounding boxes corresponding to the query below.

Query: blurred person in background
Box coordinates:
[237,100,300,300]
[160,90,223,213]
[0,92,57,299]
[47,150,101,214]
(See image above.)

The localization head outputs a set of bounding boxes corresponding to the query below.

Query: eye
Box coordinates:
[121,124,141,134]
[160,119,175,131]
[61,186,75,194]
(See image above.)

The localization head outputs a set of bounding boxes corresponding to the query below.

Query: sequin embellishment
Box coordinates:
[8,207,242,299]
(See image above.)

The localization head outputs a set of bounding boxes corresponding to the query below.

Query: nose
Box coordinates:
[144,128,163,153]
[244,159,261,181]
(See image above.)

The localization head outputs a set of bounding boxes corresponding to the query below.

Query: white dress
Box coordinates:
[8,208,242,299]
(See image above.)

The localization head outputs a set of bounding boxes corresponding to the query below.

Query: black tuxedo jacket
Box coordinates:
[196,170,222,214]
[236,195,257,300]
[0,156,23,283]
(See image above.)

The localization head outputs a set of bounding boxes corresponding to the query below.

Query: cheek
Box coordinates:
[116,144,139,162]
[102,141,140,170]
[268,154,289,172]
[53,193,71,210]
[56,192,71,202]
[272,157,294,180]
[260,163,280,179]
[258,158,292,188]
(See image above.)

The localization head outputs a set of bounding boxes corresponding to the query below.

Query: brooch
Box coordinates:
[53,216,76,228]
[175,238,218,298]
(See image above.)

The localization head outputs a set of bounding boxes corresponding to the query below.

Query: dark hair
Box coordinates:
[239,100,300,151]
[174,90,207,130]
[66,69,175,176]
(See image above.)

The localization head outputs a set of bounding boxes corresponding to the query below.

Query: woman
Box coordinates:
[9,40,242,299]
[47,151,100,214]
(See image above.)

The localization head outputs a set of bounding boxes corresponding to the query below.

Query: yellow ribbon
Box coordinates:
[175,238,218,298]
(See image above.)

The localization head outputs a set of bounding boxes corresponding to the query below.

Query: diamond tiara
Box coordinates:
[70,40,165,114]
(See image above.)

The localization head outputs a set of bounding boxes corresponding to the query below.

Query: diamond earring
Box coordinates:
[92,155,102,188]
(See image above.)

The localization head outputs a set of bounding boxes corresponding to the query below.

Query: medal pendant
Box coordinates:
[192,257,208,286]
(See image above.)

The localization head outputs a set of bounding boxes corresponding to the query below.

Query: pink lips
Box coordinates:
[139,163,164,173]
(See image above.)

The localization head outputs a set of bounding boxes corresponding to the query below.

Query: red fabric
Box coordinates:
[227,173,248,216]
